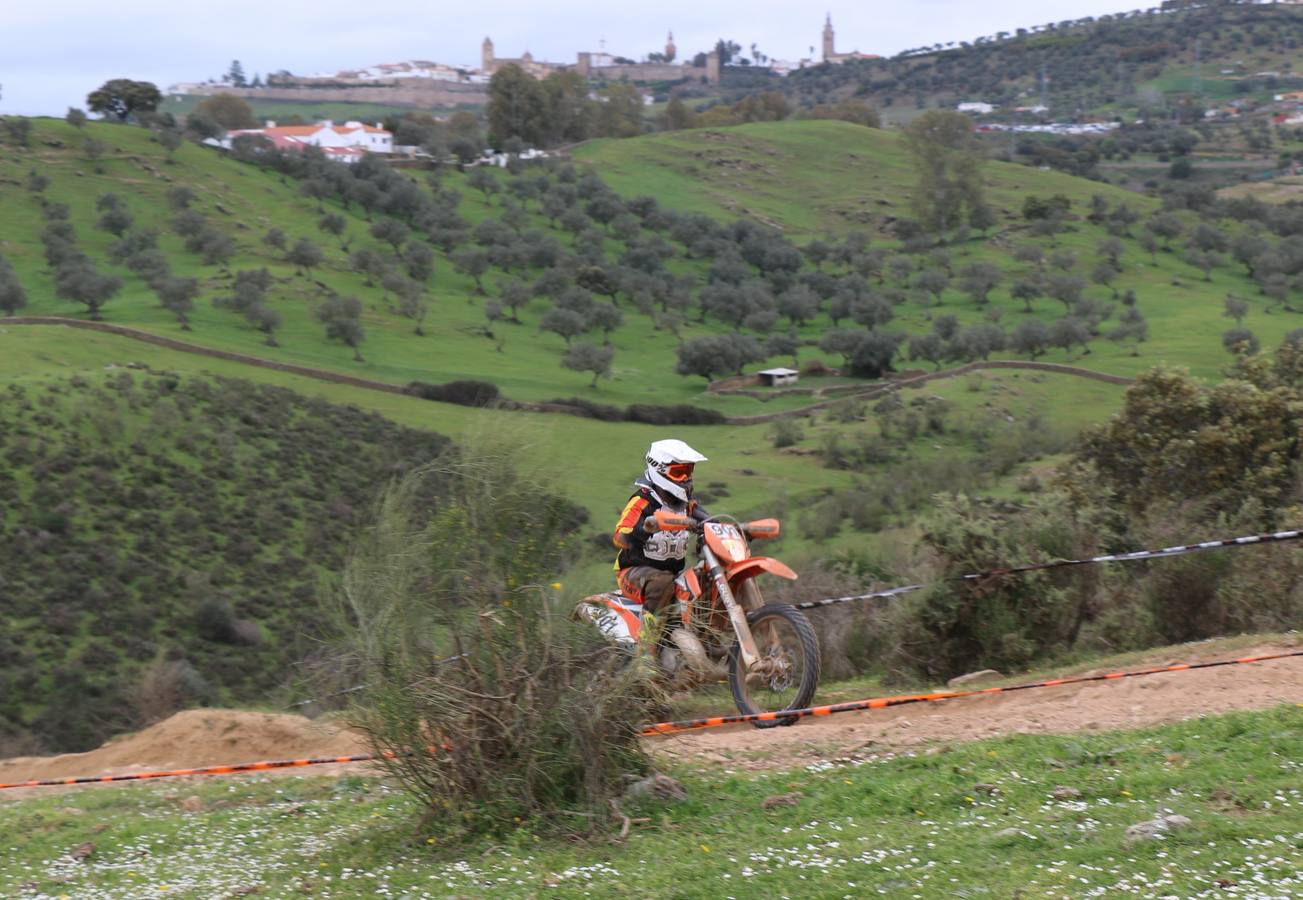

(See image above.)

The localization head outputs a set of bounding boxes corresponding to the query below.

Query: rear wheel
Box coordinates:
[727,603,820,728]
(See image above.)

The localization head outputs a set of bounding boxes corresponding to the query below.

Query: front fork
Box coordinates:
[702,544,761,669]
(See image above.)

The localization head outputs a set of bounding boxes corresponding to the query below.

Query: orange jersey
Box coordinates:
[611,488,692,573]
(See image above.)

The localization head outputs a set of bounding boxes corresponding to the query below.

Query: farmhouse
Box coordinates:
[222,120,393,164]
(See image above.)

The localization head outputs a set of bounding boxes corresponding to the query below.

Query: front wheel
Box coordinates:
[727,603,820,728]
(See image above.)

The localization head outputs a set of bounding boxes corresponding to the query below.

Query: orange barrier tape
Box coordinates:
[7,652,1299,787]
[0,751,400,791]
[639,649,1303,737]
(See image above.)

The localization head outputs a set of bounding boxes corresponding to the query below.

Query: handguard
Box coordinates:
[652,509,694,532]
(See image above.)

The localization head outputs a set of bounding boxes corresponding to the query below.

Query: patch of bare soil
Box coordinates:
[0,710,369,798]
[648,641,1303,772]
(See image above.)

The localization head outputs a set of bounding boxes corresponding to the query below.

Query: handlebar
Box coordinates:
[645,510,780,539]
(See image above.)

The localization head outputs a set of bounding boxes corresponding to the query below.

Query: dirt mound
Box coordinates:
[0,709,366,791]
[649,641,1303,771]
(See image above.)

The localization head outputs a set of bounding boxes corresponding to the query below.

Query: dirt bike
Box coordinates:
[578,509,821,727]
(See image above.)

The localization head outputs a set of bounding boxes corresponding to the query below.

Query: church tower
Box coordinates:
[822,14,835,62]
[666,30,676,62]
[481,36,494,74]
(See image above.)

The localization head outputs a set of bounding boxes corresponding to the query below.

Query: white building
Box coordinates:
[957,102,996,115]
[222,120,393,163]
[758,367,800,387]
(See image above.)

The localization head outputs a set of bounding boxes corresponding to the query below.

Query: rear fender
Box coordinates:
[577,593,644,644]
[726,556,798,585]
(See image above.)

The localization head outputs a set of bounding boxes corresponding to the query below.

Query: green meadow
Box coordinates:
[1,703,1297,898]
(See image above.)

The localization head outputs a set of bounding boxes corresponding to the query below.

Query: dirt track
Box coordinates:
[653,641,1303,771]
[2,641,1300,797]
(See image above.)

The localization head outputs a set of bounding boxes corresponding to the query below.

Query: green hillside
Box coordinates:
[776,3,1303,118]
[4,113,1302,752]
[4,115,1298,518]
[0,325,869,539]
[1,116,1288,407]
[574,120,1145,237]
[162,94,475,126]
[577,121,1299,382]
[0,369,448,753]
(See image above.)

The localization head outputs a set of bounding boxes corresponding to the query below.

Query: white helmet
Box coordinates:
[643,439,707,506]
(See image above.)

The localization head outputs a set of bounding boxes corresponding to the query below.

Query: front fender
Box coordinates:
[726,556,798,584]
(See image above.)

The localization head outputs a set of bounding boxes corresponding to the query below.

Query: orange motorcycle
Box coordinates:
[579,509,820,726]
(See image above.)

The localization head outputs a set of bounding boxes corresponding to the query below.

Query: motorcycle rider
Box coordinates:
[612,439,709,614]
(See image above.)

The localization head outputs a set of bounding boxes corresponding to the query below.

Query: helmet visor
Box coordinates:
[665,463,695,483]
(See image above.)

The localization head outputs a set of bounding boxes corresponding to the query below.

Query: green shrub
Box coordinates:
[769,417,803,448]
[329,439,655,842]
[878,494,1113,681]
[404,379,501,407]
[548,396,624,421]
[195,597,239,643]
[624,403,725,425]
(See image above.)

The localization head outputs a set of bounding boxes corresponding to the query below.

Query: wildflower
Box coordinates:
[552,582,563,590]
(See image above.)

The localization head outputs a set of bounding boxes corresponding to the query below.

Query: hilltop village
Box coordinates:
[170,16,876,107]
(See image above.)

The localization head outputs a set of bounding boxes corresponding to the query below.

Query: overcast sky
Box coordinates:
[3,0,1139,116]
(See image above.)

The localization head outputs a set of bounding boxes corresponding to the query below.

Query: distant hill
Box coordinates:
[0,370,446,754]
[777,3,1303,118]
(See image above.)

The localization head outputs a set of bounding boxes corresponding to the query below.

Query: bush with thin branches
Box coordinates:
[328,439,654,842]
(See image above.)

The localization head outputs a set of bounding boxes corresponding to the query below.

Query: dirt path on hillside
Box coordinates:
[3,318,1134,426]
[2,641,1300,798]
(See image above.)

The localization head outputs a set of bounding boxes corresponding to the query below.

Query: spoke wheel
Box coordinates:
[727,603,820,728]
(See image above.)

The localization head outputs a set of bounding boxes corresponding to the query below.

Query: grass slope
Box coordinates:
[0,323,1135,577]
[2,119,898,414]
[0,704,1298,897]
[579,121,1299,381]
[0,368,448,752]
[162,95,478,125]
[575,120,1143,239]
[2,116,1285,417]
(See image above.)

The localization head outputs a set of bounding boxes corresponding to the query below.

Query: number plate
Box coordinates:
[706,522,748,562]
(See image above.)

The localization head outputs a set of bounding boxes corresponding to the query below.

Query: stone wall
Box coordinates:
[574,52,719,86]
[588,64,713,84]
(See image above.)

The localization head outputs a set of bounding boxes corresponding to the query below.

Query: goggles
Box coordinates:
[665,463,695,483]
